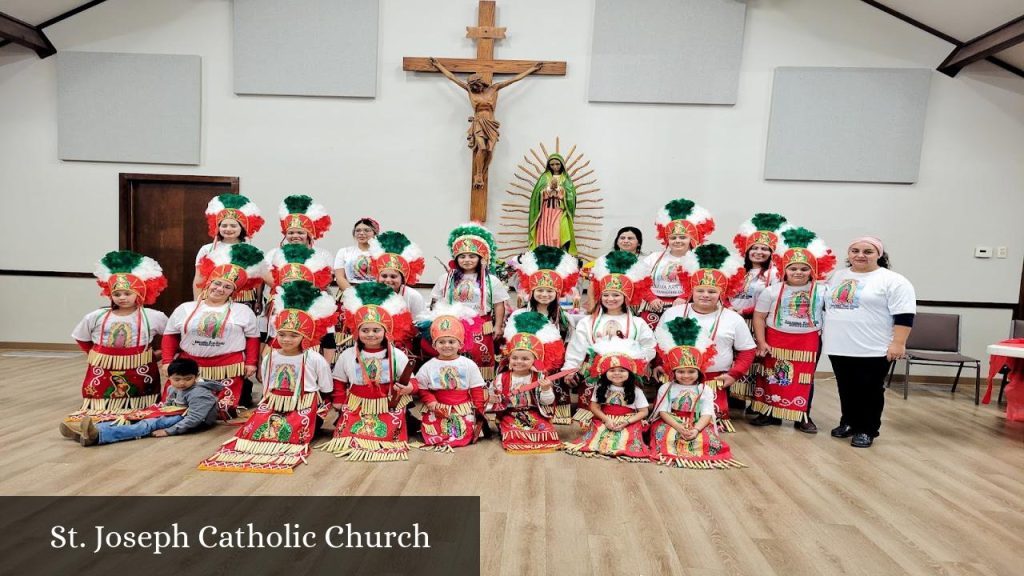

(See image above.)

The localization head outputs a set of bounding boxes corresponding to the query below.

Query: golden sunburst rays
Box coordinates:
[497,137,604,261]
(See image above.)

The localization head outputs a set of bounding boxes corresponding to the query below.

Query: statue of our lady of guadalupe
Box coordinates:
[528,154,577,256]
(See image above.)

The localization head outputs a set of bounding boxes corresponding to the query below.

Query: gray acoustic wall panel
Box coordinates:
[57,51,202,165]
[765,67,932,183]
[233,0,378,97]
[589,0,747,105]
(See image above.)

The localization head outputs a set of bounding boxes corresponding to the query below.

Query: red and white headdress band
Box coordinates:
[589,337,648,378]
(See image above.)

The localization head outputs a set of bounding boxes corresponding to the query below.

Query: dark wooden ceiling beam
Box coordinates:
[0,1,108,55]
[0,10,56,58]
[938,14,1024,77]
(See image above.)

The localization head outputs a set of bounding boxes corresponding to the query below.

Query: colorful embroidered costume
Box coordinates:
[195,194,265,311]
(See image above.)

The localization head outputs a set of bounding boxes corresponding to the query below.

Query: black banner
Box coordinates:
[0,496,480,576]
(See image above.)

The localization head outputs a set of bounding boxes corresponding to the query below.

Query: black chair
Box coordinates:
[886,312,981,404]
[996,319,1024,404]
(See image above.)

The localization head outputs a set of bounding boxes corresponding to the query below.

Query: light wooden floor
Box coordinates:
[2,351,1022,575]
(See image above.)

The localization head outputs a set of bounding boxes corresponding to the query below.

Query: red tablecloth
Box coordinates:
[985,338,1024,422]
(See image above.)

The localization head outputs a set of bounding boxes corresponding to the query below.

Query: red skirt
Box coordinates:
[319,384,413,462]
[705,371,735,433]
[420,389,480,450]
[564,404,649,461]
[174,351,246,419]
[497,408,561,453]
[67,345,160,423]
[753,328,819,422]
[648,410,743,469]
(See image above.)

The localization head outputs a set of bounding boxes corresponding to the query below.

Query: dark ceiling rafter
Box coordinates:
[0,0,108,56]
[860,1,1024,79]
[938,14,1024,77]
[0,11,56,57]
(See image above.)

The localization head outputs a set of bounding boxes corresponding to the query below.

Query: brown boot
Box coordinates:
[58,421,81,441]
[795,418,818,434]
[79,416,99,447]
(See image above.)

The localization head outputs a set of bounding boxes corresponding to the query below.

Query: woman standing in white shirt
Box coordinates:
[823,237,915,448]
[334,217,380,291]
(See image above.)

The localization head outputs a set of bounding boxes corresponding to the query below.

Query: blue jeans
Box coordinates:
[97,415,184,445]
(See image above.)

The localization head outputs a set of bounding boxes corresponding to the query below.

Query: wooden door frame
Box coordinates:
[118,173,240,250]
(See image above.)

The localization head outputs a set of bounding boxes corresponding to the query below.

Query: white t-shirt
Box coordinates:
[823,267,916,357]
[165,301,259,357]
[260,350,333,393]
[597,384,649,410]
[415,356,486,390]
[755,282,827,334]
[334,246,375,284]
[562,312,657,370]
[72,308,168,348]
[730,267,777,316]
[643,250,688,298]
[401,286,426,320]
[658,305,755,373]
[195,242,215,266]
[653,382,715,417]
[333,346,411,386]
[430,271,510,314]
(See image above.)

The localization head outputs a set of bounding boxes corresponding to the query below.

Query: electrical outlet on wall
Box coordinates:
[975,246,992,258]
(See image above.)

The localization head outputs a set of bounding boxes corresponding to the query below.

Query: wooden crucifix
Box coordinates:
[403,0,566,222]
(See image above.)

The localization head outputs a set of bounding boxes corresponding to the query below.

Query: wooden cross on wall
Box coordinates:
[403,0,567,222]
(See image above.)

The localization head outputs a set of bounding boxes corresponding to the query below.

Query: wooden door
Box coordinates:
[119,174,239,316]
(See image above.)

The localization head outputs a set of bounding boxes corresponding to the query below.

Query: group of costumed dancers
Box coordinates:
[60,192,840,473]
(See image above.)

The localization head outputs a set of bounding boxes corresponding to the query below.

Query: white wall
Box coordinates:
[1,0,1022,357]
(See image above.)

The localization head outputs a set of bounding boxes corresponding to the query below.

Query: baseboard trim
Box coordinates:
[0,342,81,351]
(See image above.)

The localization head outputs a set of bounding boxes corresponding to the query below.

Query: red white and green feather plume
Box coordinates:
[590,251,652,306]
[448,222,498,268]
[198,243,267,293]
[94,250,168,306]
[655,198,715,247]
[777,227,835,280]
[655,316,717,373]
[270,243,333,289]
[278,195,331,240]
[271,280,339,349]
[503,310,566,372]
[415,302,478,346]
[733,213,791,254]
[342,281,414,346]
[369,230,425,285]
[589,337,648,378]
[516,245,579,297]
[205,194,264,239]
[677,243,746,300]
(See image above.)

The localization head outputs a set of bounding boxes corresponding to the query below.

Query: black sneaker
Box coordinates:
[750,414,781,427]
[850,433,873,448]
[830,424,854,438]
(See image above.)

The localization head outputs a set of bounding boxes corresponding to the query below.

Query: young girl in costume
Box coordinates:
[728,213,790,405]
[649,317,743,469]
[751,227,834,433]
[657,243,755,432]
[508,245,579,423]
[563,338,650,461]
[640,198,715,329]
[562,251,655,425]
[193,194,265,309]
[429,223,510,380]
[369,231,426,345]
[66,251,169,424]
[320,282,418,462]
[164,243,266,419]
[415,304,488,451]
[488,312,565,453]
[265,243,337,360]
[199,281,337,473]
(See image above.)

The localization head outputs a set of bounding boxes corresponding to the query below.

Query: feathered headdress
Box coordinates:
[448,222,498,268]
[369,231,425,285]
[590,251,652,306]
[655,198,715,248]
[516,245,579,297]
[205,194,264,239]
[343,282,414,346]
[733,213,790,255]
[777,227,836,280]
[198,243,267,293]
[416,303,477,346]
[271,281,339,349]
[677,243,746,300]
[270,243,333,289]
[94,251,168,306]
[656,317,717,374]
[589,337,648,378]
[278,195,331,241]
[503,311,565,372]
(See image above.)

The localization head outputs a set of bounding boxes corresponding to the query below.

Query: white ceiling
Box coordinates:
[1,0,1022,70]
